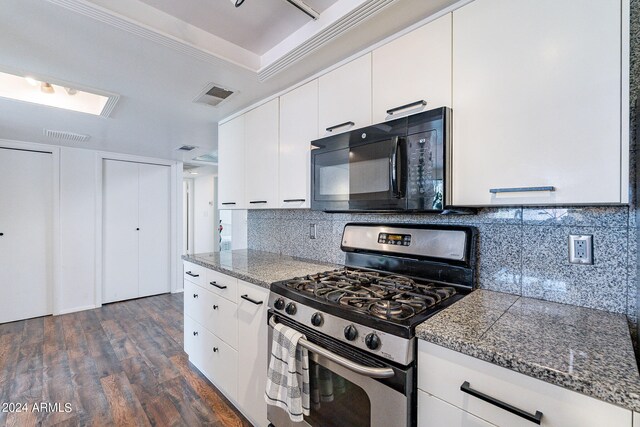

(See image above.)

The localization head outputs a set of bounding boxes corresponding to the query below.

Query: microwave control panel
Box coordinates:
[406,130,437,199]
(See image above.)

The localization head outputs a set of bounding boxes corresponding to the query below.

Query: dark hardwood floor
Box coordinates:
[0,293,252,427]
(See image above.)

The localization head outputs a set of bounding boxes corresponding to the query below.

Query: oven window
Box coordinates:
[314,139,394,201]
[305,360,371,427]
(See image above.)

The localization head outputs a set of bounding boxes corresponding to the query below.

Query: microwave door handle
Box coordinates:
[269,315,395,379]
[390,137,402,198]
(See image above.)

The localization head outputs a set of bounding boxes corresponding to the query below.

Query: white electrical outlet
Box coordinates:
[568,235,593,264]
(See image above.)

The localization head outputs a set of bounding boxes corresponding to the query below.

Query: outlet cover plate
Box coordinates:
[569,235,593,265]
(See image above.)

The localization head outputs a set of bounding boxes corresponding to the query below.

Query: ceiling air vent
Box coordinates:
[177,145,198,151]
[43,128,90,142]
[194,83,236,107]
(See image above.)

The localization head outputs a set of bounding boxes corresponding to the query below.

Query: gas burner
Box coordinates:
[369,300,416,320]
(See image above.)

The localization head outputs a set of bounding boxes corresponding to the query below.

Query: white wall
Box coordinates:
[193,174,215,253]
[59,147,97,314]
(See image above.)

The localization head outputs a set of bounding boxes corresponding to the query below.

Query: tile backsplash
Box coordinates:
[248,207,635,320]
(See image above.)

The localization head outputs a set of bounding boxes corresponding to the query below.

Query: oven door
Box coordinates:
[267,314,411,427]
[310,136,407,212]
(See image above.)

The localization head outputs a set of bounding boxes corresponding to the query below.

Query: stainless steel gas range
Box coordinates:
[266,223,478,427]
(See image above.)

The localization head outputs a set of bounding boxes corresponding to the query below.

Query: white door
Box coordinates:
[237,282,269,427]
[372,13,452,123]
[218,115,246,209]
[245,99,279,209]
[318,54,372,136]
[279,80,318,209]
[451,0,622,206]
[0,148,52,323]
[103,160,139,303]
[138,163,171,298]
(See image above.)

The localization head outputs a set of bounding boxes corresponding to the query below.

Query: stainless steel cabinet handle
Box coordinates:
[326,121,355,132]
[269,316,394,379]
[386,100,427,115]
[489,186,555,194]
[460,381,543,424]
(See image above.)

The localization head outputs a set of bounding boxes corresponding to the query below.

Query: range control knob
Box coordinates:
[285,302,297,315]
[274,298,285,311]
[344,325,358,341]
[311,313,324,327]
[365,333,381,350]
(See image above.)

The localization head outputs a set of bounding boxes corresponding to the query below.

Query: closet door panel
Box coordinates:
[103,160,139,303]
[138,163,171,297]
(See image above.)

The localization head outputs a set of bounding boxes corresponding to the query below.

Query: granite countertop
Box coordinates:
[182,249,340,289]
[416,289,640,412]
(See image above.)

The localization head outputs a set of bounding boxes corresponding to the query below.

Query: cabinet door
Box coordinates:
[103,160,139,303]
[451,0,622,206]
[237,282,269,427]
[218,115,246,209]
[318,53,372,136]
[279,80,318,208]
[0,148,52,324]
[245,99,279,209]
[372,13,452,123]
[138,163,171,298]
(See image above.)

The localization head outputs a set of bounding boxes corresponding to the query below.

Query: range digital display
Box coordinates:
[378,233,412,246]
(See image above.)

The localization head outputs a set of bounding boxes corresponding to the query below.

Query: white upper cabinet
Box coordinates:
[218,115,246,209]
[245,99,280,209]
[279,80,319,209]
[372,13,452,123]
[318,53,372,136]
[450,0,625,206]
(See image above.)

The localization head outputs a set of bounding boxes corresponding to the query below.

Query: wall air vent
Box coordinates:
[194,83,236,107]
[177,145,198,151]
[43,128,90,142]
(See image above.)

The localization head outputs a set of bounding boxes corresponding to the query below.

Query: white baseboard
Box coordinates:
[54,304,99,316]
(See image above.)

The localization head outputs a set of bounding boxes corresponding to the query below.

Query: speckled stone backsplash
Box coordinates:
[249,0,640,326]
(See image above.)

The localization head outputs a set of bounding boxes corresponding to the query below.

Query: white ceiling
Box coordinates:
[0,0,459,161]
[137,0,339,55]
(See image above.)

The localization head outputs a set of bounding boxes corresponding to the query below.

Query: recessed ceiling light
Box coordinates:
[0,70,119,117]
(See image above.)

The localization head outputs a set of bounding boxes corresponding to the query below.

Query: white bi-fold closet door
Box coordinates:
[0,147,53,323]
[103,159,170,303]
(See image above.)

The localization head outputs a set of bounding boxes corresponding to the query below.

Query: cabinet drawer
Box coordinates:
[418,341,631,427]
[418,389,495,427]
[200,326,238,402]
[183,261,205,287]
[184,281,238,350]
[206,269,238,303]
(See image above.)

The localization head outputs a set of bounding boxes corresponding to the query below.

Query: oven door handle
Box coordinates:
[269,316,395,379]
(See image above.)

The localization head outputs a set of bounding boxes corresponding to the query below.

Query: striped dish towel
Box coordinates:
[265,322,310,422]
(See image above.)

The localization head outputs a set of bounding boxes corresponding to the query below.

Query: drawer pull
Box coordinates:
[283,199,306,203]
[213,305,219,310]
[210,281,227,289]
[221,202,236,206]
[241,294,264,305]
[489,186,555,194]
[193,331,198,336]
[185,271,199,278]
[249,200,268,204]
[386,100,427,115]
[460,381,543,425]
[326,121,354,132]
[213,347,219,353]
[193,294,198,299]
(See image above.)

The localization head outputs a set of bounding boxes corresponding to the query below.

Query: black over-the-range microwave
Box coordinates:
[311,107,456,213]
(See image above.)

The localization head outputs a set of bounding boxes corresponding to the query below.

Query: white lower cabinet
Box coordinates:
[183,262,269,427]
[419,390,495,427]
[418,341,632,427]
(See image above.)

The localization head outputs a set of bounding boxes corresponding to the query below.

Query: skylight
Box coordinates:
[0,70,118,116]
